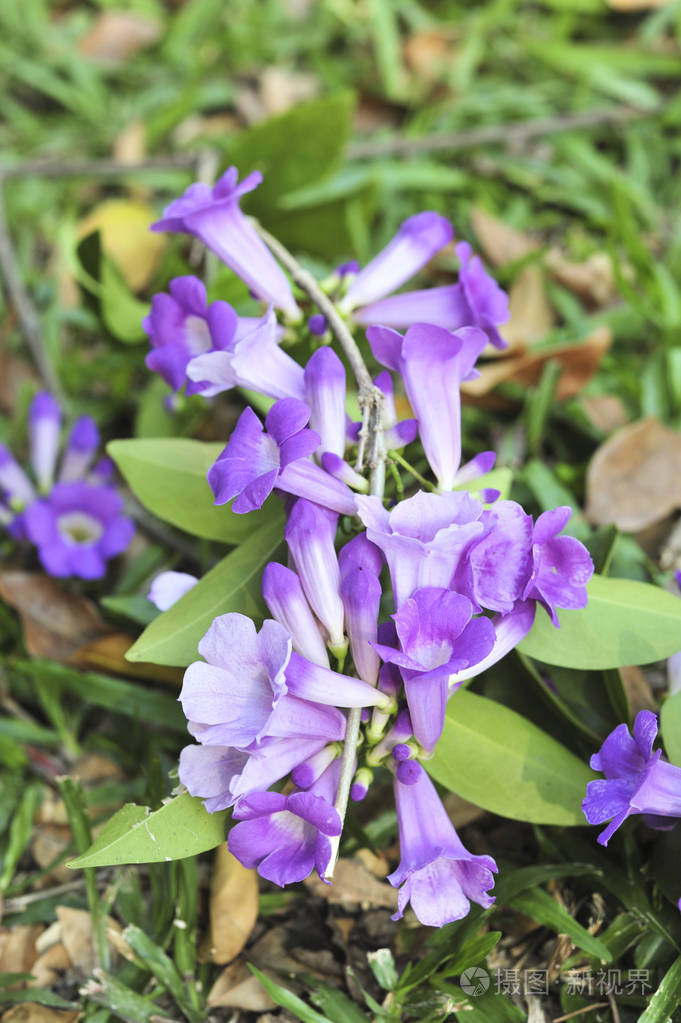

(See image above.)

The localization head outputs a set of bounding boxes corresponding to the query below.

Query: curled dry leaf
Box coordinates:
[471,207,538,266]
[207,958,276,1011]
[619,666,657,717]
[74,632,183,686]
[403,29,458,84]
[0,925,43,975]
[500,266,555,353]
[201,844,259,965]
[55,906,125,977]
[580,394,630,435]
[462,326,611,401]
[305,856,397,912]
[586,417,681,532]
[28,943,71,989]
[78,11,161,65]
[1,1009,79,1023]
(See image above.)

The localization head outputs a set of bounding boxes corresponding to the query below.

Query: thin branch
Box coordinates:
[347,105,655,160]
[0,155,198,180]
[0,177,65,401]
[2,878,86,913]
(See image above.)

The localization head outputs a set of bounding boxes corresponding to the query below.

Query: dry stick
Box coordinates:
[0,155,198,180]
[0,175,65,402]
[253,221,385,877]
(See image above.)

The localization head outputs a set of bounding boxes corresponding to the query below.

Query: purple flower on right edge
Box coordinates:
[582,710,681,845]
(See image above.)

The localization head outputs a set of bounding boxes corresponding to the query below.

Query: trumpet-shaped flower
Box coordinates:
[522,507,593,626]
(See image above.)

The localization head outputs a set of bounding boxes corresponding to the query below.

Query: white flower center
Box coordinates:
[57,511,103,546]
[184,316,213,356]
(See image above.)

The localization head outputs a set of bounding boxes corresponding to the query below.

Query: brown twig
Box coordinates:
[347,105,657,160]
[0,155,198,180]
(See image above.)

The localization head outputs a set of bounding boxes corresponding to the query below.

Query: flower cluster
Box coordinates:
[0,394,134,579]
[149,167,594,926]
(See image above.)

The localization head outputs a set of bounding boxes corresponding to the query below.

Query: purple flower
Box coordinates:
[152,167,300,318]
[0,444,36,507]
[207,399,356,516]
[353,241,508,350]
[228,760,342,885]
[454,500,533,614]
[29,393,61,492]
[447,600,537,691]
[304,347,346,459]
[148,571,198,611]
[186,309,304,401]
[583,711,681,845]
[285,500,345,650]
[388,762,497,926]
[340,212,453,314]
[339,533,383,686]
[522,507,594,626]
[262,562,329,667]
[59,417,100,484]
[373,588,496,751]
[23,482,134,580]
[368,323,487,491]
[356,490,486,606]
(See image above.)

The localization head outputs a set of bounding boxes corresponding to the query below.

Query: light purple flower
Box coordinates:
[285,499,345,650]
[368,323,487,491]
[148,571,198,611]
[151,167,300,318]
[388,762,497,926]
[447,600,537,691]
[262,562,329,667]
[29,393,61,492]
[340,212,453,313]
[304,347,346,459]
[583,711,681,846]
[454,500,533,614]
[208,399,356,516]
[59,417,100,484]
[339,533,383,686]
[522,507,594,626]
[0,444,35,507]
[353,241,509,350]
[356,490,486,606]
[23,482,134,580]
[228,760,342,886]
[373,588,496,751]
[186,309,304,401]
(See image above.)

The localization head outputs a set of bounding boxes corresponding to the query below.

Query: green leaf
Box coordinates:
[126,515,284,666]
[518,574,681,669]
[506,888,611,960]
[101,255,149,344]
[639,955,681,1023]
[108,437,284,543]
[68,793,227,868]
[248,965,333,1023]
[427,691,594,825]
[661,692,681,768]
[0,990,78,1009]
[228,92,355,218]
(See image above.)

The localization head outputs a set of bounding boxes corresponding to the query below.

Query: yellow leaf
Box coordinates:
[78,199,165,291]
[202,844,259,965]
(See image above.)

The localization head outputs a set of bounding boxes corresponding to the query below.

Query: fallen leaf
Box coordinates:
[500,266,555,352]
[0,926,42,975]
[259,67,319,117]
[0,352,38,415]
[580,394,630,434]
[463,327,611,400]
[78,11,161,65]
[619,666,657,717]
[207,958,276,1011]
[56,907,124,977]
[305,856,397,911]
[545,249,616,307]
[403,29,458,84]
[27,942,71,989]
[113,119,147,168]
[0,572,112,664]
[1,1009,78,1023]
[585,417,681,532]
[77,199,165,291]
[74,632,183,686]
[471,207,538,267]
[201,844,259,965]
[31,824,72,882]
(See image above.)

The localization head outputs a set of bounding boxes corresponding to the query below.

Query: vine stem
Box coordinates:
[253,222,385,878]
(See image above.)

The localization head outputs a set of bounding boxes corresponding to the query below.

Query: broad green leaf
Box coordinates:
[126,516,283,666]
[427,691,594,825]
[68,793,227,868]
[108,437,284,543]
[518,574,681,669]
[639,955,681,1023]
[101,254,149,344]
[661,691,681,768]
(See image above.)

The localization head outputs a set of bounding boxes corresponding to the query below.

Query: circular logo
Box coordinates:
[460,967,490,997]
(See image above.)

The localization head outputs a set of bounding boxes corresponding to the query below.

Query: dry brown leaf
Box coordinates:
[113,119,147,167]
[442,791,487,829]
[27,942,71,989]
[78,11,161,65]
[500,266,555,352]
[207,958,276,1011]
[259,67,319,117]
[305,856,397,911]
[463,326,611,401]
[0,572,112,664]
[55,907,124,977]
[74,632,183,686]
[619,666,657,717]
[202,844,258,965]
[545,249,616,307]
[1,1008,79,1023]
[585,417,681,532]
[77,199,165,291]
[31,825,72,882]
[580,394,630,434]
[0,925,42,975]
[0,353,38,415]
[471,207,538,267]
[403,29,458,83]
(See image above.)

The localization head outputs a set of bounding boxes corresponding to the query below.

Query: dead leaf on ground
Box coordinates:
[28,942,71,989]
[74,632,183,686]
[0,925,43,975]
[55,907,125,977]
[403,29,458,84]
[200,844,259,965]
[0,572,112,664]
[78,11,162,65]
[585,417,681,532]
[463,326,611,401]
[471,207,538,266]
[77,199,165,291]
[305,856,397,912]
[0,352,39,415]
[1,1008,79,1023]
[580,394,630,434]
[619,666,657,717]
[234,68,319,125]
[500,266,555,352]
[207,958,276,1011]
